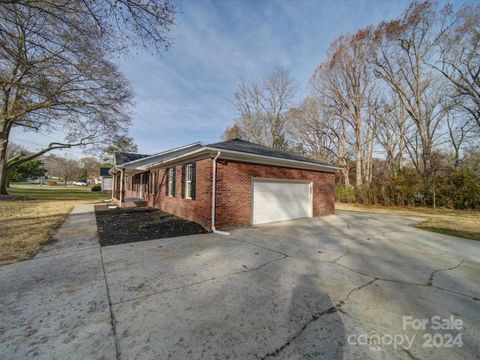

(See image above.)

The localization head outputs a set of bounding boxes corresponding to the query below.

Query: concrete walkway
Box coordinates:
[0,203,117,360]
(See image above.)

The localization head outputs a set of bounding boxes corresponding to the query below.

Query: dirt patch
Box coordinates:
[94,205,208,246]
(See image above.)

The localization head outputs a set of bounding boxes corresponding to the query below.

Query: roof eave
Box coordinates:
[115,142,204,168]
[112,144,341,173]
[205,147,342,172]
[143,148,213,170]
[142,146,341,173]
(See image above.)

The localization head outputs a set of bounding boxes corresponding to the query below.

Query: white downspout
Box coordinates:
[211,151,230,235]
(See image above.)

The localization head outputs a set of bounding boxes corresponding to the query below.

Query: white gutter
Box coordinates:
[117,142,204,167]
[143,147,340,173]
[203,146,343,172]
[211,151,230,236]
[144,147,208,170]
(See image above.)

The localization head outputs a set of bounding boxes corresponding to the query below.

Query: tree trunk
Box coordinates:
[355,150,363,186]
[0,131,9,195]
[354,114,363,187]
[342,161,350,186]
[0,158,8,195]
[339,135,350,186]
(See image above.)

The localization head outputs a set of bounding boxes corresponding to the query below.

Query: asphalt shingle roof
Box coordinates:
[99,167,111,177]
[207,138,336,167]
[114,152,150,165]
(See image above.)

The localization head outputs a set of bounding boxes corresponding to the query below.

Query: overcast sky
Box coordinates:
[11,0,466,157]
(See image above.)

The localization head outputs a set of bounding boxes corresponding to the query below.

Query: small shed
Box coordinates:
[100,167,113,193]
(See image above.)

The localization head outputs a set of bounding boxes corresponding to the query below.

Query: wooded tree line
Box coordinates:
[225,1,480,209]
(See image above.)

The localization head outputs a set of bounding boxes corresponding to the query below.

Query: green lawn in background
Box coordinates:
[1,183,111,265]
[7,183,111,201]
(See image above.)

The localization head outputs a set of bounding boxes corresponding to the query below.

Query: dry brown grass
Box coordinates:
[336,202,480,241]
[0,199,78,265]
[0,184,110,265]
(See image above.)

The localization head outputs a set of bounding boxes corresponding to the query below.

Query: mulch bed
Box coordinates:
[94,205,208,246]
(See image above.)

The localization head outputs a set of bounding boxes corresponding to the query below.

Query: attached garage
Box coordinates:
[111,138,340,230]
[252,179,312,224]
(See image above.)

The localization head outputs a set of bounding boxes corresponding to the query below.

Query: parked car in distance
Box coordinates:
[73,180,88,186]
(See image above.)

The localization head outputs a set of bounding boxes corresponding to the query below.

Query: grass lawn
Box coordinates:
[7,183,111,200]
[336,202,480,241]
[0,184,110,265]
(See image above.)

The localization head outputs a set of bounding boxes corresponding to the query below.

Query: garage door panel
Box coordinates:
[252,180,312,224]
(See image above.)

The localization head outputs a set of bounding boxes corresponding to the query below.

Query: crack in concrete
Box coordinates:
[225,235,478,359]
[260,278,377,359]
[402,347,421,360]
[100,246,120,360]
[259,257,475,360]
[229,237,290,258]
[332,246,349,263]
[111,254,288,306]
[231,232,476,302]
[327,259,477,302]
[427,260,464,286]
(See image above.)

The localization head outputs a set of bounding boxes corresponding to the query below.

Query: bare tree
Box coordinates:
[432,3,480,128]
[0,0,176,53]
[370,1,448,192]
[311,30,374,186]
[445,110,477,170]
[0,1,176,194]
[80,157,101,179]
[371,93,408,177]
[6,141,27,161]
[44,154,84,185]
[222,124,245,141]
[286,98,337,160]
[232,67,296,149]
[286,97,350,185]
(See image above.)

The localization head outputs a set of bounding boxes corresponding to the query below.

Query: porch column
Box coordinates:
[120,169,125,203]
[111,174,115,201]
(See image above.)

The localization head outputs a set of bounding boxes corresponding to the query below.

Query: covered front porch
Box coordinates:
[111,168,150,208]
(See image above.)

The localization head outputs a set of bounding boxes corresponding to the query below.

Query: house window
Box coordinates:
[185,164,193,199]
[168,168,175,196]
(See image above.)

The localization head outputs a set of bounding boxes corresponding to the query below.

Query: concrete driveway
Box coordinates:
[1,204,479,359]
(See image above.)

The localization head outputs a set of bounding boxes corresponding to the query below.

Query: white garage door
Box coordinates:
[252,179,312,225]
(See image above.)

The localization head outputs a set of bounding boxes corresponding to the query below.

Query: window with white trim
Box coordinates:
[185,164,193,199]
[168,168,175,196]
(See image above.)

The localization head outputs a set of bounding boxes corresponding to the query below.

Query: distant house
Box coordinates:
[99,167,113,193]
[27,176,45,184]
[109,139,341,231]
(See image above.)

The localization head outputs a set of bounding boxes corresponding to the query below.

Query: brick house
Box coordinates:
[110,139,341,231]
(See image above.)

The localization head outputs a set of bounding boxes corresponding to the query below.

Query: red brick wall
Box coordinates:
[120,158,335,230]
[134,158,214,229]
[215,160,335,229]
